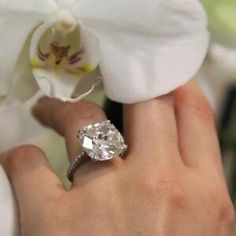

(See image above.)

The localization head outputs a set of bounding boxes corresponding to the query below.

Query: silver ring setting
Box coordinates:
[67,120,127,182]
[67,152,89,182]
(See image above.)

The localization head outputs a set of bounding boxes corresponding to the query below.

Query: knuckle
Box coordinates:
[194,102,214,121]
[168,187,187,210]
[9,144,45,160]
[207,183,235,227]
[189,96,215,122]
[141,170,188,209]
[5,145,45,172]
[217,191,235,228]
[177,87,215,122]
[155,173,186,209]
[221,201,235,230]
[141,169,180,200]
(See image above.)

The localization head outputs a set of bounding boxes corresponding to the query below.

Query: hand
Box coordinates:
[0,80,234,236]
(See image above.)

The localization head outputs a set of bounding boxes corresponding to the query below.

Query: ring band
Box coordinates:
[67,120,127,182]
[67,152,89,182]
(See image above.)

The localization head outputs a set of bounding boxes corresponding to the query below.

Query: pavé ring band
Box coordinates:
[67,120,128,182]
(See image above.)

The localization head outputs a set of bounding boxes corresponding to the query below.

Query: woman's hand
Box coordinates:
[0,80,234,236]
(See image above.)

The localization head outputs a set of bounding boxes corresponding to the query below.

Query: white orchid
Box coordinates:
[0,0,209,106]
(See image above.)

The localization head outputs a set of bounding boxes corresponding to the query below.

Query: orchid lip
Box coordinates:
[37,41,86,67]
[34,25,88,73]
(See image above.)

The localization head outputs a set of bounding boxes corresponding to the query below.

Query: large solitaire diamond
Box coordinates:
[78,120,127,161]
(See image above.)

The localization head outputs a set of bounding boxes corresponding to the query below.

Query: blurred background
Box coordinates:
[200,0,236,208]
[0,0,235,230]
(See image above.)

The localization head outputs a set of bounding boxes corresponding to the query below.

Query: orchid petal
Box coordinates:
[0,0,56,102]
[0,166,19,236]
[0,0,56,14]
[76,0,209,103]
[6,37,39,105]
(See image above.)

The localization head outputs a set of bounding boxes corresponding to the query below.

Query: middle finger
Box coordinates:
[124,95,181,166]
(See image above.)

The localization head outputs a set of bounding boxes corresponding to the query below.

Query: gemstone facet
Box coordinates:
[78,120,127,161]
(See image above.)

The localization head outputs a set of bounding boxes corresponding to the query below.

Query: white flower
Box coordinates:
[0,0,209,107]
[0,166,19,236]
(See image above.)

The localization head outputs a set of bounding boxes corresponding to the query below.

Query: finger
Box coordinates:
[124,95,180,166]
[0,145,64,228]
[32,98,124,186]
[32,97,107,162]
[173,80,222,169]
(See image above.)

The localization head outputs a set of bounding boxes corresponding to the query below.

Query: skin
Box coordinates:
[0,80,235,236]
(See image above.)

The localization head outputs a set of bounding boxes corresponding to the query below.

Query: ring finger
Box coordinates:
[32,97,124,183]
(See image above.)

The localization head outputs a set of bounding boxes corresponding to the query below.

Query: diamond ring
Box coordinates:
[67,120,127,182]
